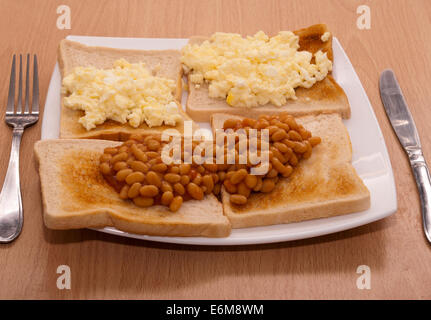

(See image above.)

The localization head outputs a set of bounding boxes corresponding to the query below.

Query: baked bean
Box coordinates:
[230,168,248,184]
[131,144,147,162]
[203,163,218,173]
[284,116,299,130]
[164,173,181,184]
[253,177,263,191]
[261,179,276,193]
[255,119,269,129]
[223,118,240,129]
[272,129,288,142]
[152,163,168,173]
[288,130,303,141]
[161,181,173,193]
[275,121,290,131]
[202,175,214,194]
[146,171,161,187]
[230,194,247,205]
[281,138,296,148]
[146,151,159,159]
[226,171,235,180]
[140,185,159,197]
[130,161,149,173]
[213,183,221,195]
[124,139,137,147]
[271,157,287,174]
[273,142,289,153]
[169,166,180,174]
[299,128,311,139]
[118,146,128,153]
[242,118,256,127]
[237,182,251,197]
[169,196,183,212]
[119,185,129,199]
[179,163,191,175]
[211,173,219,184]
[161,191,174,206]
[113,161,128,171]
[293,141,308,153]
[174,183,185,195]
[100,154,112,163]
[127,182,142,198]
[192,173,202,185]
[187,183,204,200]
[270,147,287,163]
[180,175,190,185]
[309,136,322,146]
[147,158,160,166]
[289,153,298,166]
[223,179,237,193]
[133,197,154,207]
[282,165,293,177]
[266,168,278,178]
[267,125,279,135]
[218,171,226,182]
[196,165,205,174]
[125,171,145,185]
[111,152,128,164]
[100,162,111,175]
[116,169,133,181]
[303,148,312,159]
[104,147,118,155]
[147,139,160,151]
[244,174,257,189]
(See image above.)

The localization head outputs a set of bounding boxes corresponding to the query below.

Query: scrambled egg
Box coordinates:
[181,31,333,107]
[321,31,331,42]
[61,59,182,130]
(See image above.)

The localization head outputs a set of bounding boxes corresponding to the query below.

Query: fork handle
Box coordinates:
[0,127,23,243]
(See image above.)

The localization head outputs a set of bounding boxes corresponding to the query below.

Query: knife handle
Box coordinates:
[408,150,431,244]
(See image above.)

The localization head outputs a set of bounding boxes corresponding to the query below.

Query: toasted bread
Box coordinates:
[34,139,231,237]
[185,24,350,122]
[211,113,370,228]
[58,39,197,140]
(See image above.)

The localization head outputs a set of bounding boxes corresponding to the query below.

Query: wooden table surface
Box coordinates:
[0,0,430,300]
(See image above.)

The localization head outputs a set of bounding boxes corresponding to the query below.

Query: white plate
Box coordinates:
[41,35,397,245]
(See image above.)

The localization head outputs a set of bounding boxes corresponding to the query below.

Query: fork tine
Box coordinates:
[31,54,39,115]
[24,54,30,114]
[16,55,23,114]
[6,55,16,115]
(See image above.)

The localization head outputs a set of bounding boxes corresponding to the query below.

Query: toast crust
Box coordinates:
[185,24,351,122]
[58,39,193,140]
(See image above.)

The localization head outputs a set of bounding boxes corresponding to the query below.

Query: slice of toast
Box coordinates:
[211,113,370,228]
[34,139,231,237]
[58,39,196,140]
[186,24,350,122]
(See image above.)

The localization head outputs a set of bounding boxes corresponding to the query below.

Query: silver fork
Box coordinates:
[0,54,39,243]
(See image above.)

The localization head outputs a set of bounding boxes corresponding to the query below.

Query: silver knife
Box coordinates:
[380,69,431,244]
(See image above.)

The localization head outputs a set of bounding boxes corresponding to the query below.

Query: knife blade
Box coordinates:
[380,69,431,244]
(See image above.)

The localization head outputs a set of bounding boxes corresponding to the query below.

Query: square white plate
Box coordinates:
[41,35,397,245]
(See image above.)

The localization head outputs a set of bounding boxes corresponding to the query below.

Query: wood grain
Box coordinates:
[0,0,430,299]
